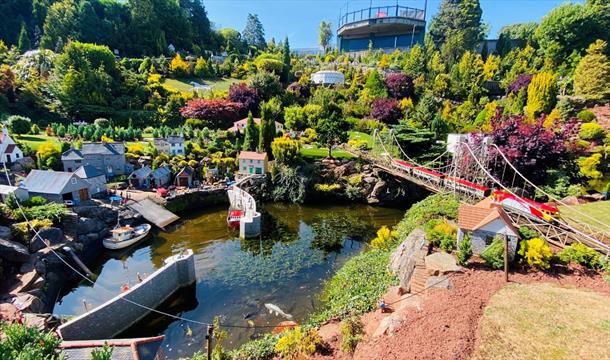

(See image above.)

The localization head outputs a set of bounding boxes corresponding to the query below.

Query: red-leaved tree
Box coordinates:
[489,112,575,185]
[370,98,403,124]
[180,99,243,128]
[228,83,260,116]
[384,73,414,100]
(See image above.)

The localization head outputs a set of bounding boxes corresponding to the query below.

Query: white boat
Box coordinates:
[103,223,152,250]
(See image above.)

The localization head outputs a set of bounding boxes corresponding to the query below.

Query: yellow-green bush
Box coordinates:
[314,183,341,192]
[579,122,605,141]
[424,218,457,252]
[274,327,321,360]
[557,243,601,269]
[340,315,364,354]
[370,226,398,250]
[11,219,54,244]
[347,139,370,150]
[518,237,553,270]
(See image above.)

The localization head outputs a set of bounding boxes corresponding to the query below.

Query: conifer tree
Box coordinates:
[17,23,31,53]
[573,40,610,101]
[243,112,258,151]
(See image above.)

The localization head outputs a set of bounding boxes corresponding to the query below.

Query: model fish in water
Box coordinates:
[264,303,293,319]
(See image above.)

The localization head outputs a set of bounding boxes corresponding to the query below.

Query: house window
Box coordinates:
[250,159,253,163]
[484,236,494,245]
[15,154,19,159]
[71,178,77,184]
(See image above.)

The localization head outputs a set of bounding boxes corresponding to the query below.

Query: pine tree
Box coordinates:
[258,105,276,156]
[573,40,610,101]
[525,72,557,118]
[243,112,259,151]
[17,23,31,53]
[243,13,266,50]
[281,36,291,84]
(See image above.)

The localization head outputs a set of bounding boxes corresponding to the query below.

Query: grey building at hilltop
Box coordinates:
[62,143,129,178]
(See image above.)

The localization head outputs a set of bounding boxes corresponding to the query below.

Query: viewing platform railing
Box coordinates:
[338,5,425,29]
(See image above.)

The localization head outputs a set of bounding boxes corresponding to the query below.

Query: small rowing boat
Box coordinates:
[103,223,152,250]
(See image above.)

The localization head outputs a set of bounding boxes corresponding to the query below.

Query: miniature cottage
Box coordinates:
[175,166,194,187]
[457,197,520,260]
[0,127,24,164]
[238,151,268,175]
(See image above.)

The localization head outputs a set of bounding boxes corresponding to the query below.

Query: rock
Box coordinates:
[76,217,107,235]
[426,275,452,290]
[0,238,30,263]
[12,293,44,313]
[397,294,423,312]
[389,229,428,292]
[30,227,65,252]
[0,303,19,322]
[560,196,581,206]
[73,205,118,225]
[425,252,461,275]
[0,226,12,241]
[373,313,404,337]
[363,176,377,184]
[366,180,387,204]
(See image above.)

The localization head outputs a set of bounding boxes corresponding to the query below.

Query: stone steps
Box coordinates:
[410,262,428,294]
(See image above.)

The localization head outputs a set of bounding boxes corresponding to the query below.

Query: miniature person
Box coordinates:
[379,299,387,313]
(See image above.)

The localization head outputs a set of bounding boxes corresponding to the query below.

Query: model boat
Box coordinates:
[227,209,242,229]
[103,223,152,250]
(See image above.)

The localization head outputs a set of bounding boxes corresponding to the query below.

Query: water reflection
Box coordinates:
[54,203,404,357]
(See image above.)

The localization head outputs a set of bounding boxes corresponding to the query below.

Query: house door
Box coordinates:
[5,154,10,163]
[79,188,89,201]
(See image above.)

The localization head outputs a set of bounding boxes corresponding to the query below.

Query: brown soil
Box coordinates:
[313,261,609,360]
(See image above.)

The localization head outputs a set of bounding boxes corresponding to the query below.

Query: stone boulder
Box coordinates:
[425,252,462,276]
[73,205,118,225]
[0,238,30,263]
[373,313,404,337]
[389,229,428,293]
[30,227,65,252]
[0,226,11,241]
[76,217,107,235]
[425,275,452,290]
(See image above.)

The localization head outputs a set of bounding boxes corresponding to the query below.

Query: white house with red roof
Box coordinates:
[457,197,520,260]
[0,127,24,164]
[238,151,268,175]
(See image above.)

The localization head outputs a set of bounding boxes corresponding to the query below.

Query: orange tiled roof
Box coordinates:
[239,151,267,160]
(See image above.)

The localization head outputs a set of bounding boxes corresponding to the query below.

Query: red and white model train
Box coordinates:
[391,159,559,222]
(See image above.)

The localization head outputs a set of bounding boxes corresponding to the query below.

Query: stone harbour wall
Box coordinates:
[57,250,195,340]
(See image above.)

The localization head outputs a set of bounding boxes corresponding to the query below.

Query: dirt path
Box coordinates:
[314,263,609,360]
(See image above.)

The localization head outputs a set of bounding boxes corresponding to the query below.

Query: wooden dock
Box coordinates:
[127,198,179,229]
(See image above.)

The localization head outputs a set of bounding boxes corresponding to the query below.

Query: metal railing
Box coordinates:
[338,5,425,29]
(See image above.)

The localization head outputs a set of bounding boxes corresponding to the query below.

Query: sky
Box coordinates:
[203,0,585,49]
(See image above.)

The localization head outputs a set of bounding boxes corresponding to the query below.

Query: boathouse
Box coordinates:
[22,170,90,204]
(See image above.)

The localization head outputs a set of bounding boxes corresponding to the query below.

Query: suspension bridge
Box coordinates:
[355,130,610,255]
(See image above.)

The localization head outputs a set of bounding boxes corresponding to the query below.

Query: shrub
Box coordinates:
[371,226,398,250]
[169,54,190,78]
[314,183,341,192]
[518,226,538,240]
[579,122,605,141]
[353,118,384,134]
[0,322,62,359]
[576,110,596,122]
[424,218,457,252]
[90,342,113,360]
[384,73,414,99]
[396,193,461,240]
[7,115,31,136]
[557,243,601,269]
[24,196,47,207]
[271,137,301,165]
[274,327,321,360]
[231,334,278,360]
[507,74,533,95]
[228,83,260,116]
[369,98,402,124]
[10,218,53,244]
[341,315,364,354]
[180,99,243,127]
[347,139,370,150]
[481,236,505,270]
[525,72,557,118]
[457,234,473,266]
[518,237,553,270]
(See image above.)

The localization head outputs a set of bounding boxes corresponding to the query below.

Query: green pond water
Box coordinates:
[53,203,405,358]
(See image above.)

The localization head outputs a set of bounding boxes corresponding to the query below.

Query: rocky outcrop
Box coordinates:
[0,226,11,241]
[165,188,228,213]
[425,253,462,276]
[315,159,428,205]
[389,229,428,293]
[30,227,65,252]
[0,238,31,263]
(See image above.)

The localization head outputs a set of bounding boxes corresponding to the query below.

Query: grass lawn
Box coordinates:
[348,131,374,147]
[473,283,610,360]
[559,200,610,234]
[16,134,61,151]
[161,77,241,94]
[300,145,355,160]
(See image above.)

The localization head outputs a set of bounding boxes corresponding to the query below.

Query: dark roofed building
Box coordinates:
[62,142,128,177]
[22,170,91,203]
[74,165,107,195]
[175,166,194,187]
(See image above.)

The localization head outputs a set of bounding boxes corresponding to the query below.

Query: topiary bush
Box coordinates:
[274,327,321,360]
[518,237,553,270]
[457,234,473,266]
[424,218,457,252]
[576,109,596,122]
[557,243,601,269]
[481,236,505,270]
[579,122,605,141]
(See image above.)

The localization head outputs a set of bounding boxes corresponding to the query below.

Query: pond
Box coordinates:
[53,203,405,358]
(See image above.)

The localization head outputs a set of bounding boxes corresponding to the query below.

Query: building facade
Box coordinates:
[337,4,426,53]
[154,136,185,156]
[238,151,268,175]
[62,143,127,177]
[0,127,24,164]
[22,170,90,203]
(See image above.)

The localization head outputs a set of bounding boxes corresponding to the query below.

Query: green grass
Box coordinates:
[348,131,374,147]
[300,146,355,160]
[474,283,610,360]
[161,77,241,94]
[16,134,61,151]
[558,200,610,234]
